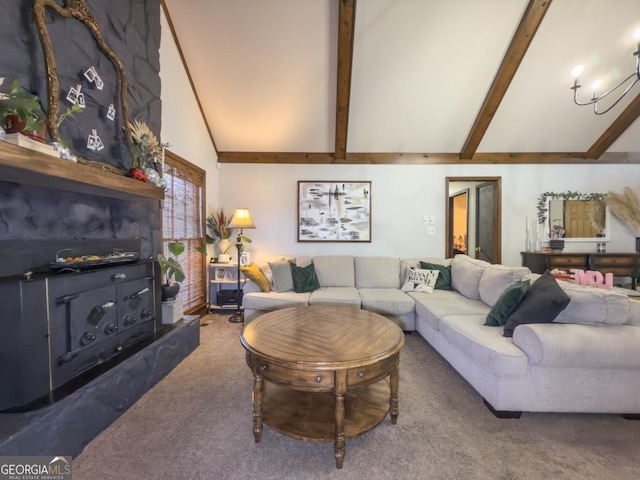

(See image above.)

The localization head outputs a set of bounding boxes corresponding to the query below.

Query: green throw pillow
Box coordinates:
[419,261,453,290]
[484,280,530,327]
[291,262,320,293]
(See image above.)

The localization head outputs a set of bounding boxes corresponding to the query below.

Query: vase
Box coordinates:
[218,238,231,255]
[549,239,565,252]
[161,283,181,301]
[5,115,47,142]
[126,167,148,182]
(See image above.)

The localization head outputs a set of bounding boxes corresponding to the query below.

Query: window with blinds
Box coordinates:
[162,150,206,313]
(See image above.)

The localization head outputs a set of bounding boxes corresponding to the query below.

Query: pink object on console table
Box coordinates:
[570,269,613,288]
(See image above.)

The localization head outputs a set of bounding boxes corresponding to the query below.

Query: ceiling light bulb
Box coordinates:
[591,79,602,91]
[571,65,584,78]
[633,27,640,40]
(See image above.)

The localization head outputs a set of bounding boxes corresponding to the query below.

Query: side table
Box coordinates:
[208,262,244,312]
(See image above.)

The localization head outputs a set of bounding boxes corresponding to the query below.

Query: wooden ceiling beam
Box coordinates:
[586,92,640,159]
[334,0,357,162]
[459,0,553,160]
[217,152,336,164]
[217,151,640,164]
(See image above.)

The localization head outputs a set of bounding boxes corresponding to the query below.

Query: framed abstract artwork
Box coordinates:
[298,181,372,242]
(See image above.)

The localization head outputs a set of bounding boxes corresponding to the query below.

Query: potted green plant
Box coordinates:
[0,78,46,140]
[157,241,185,301]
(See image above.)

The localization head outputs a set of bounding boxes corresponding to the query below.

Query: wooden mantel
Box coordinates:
[0,141,164,201]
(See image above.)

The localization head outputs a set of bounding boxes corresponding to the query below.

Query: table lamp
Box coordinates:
[227,208,255,323]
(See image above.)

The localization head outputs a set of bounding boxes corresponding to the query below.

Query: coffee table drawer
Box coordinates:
[347,355,398,386]
[256,360,335,389]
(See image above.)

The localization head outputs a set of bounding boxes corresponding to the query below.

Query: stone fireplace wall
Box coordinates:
[0,0,163,274]
[0,0,161,170]
[0,179,161,277]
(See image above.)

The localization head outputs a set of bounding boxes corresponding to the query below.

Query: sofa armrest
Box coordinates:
[629,299,640,327]
[512,323,640,368]
[243,280,262,294]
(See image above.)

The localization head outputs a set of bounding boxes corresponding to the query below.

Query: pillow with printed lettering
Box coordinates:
[401,267,440,294]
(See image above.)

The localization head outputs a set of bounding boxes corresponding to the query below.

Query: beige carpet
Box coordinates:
[73,314,640,480]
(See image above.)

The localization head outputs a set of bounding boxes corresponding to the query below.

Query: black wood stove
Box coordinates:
[0,243,161,412]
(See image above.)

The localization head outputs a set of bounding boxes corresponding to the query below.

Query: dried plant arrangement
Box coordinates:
[606,187,640,232]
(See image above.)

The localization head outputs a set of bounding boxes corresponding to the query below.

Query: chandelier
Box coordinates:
[571,27,640,115]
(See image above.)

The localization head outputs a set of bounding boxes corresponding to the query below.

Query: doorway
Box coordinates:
[445,177,502,264]
[449,189,469,256]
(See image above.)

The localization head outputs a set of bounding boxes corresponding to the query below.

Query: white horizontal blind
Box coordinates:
[162,150,206,313]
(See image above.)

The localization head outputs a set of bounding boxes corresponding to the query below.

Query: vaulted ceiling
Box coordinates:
[162,0,640,164]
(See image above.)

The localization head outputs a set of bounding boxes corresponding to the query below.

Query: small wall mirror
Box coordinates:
[538,193,610,242]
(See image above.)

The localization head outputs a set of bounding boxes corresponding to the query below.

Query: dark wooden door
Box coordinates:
[475,182,498,263]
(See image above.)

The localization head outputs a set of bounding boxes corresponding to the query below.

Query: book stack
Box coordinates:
[3,132,58,158]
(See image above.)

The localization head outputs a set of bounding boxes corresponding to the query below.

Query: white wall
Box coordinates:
[159,10,219,225]
[217,163,640,267]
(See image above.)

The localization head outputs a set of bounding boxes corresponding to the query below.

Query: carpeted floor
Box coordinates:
[73,314,640,480]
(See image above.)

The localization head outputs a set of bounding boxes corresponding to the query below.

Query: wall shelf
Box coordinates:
[0,141,164,201]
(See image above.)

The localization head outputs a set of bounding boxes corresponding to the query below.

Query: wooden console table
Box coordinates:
[521,251,640,289]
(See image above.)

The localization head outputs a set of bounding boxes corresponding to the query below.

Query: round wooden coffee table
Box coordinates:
[240,305,405,469]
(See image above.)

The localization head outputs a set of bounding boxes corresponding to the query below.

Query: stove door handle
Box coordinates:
[57,293,80,304]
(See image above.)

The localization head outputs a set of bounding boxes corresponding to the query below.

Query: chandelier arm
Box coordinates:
[593,77,640,115]
[573,72,638,107]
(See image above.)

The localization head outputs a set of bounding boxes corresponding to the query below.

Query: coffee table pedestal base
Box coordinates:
[256,379,392,468]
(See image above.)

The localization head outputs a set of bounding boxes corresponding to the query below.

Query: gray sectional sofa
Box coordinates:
[241,254,640,417]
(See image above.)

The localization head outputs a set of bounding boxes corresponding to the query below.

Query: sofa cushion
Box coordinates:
[504,272,570,337]
[291,262,320,293]
[439,315,529,377]
[554,282,630,325]
[268,260,294,292]
[451,255,491,300]
[479,265,531,306]
[419,261,453,290]
[240,264,271,293]
[484,280,530,327]
[312,255,355,287]
[242,291,310,311]
[513,323,640,368]
[411,290,487,331]
[359,288,415,315]
[309,287,361,308]
[355,256,400,288]
[401,267,439,293]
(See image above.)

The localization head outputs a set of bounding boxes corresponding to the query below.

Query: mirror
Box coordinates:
[538,192,610,242]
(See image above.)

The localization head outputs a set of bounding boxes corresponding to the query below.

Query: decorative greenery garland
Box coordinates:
[536,191,607,225]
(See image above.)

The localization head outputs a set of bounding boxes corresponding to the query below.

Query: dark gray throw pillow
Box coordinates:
[503,271,570,337]
[419,261,453,290]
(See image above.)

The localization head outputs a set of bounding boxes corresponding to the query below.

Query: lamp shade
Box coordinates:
[228,208,255,230]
